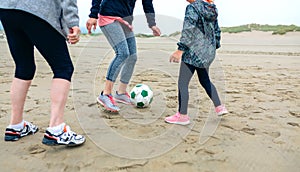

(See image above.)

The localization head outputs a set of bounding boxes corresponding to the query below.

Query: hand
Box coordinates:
[151,26,161,36]
[86,18,98,34]
[67,26,81,44]
[169,50,183,63]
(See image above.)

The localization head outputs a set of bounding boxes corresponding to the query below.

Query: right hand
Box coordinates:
[169,50,183,63]
[86,18,98,34]
[151,26,161,36]
[67,26,81,44]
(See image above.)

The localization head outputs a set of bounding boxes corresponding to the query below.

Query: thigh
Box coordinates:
[0,10,35,67]
[126,36,137,55]
[178,62,196,86]
[101,21,128,49]
[196,67,211,86]
[21,14,71,69]
[123,25,136,55]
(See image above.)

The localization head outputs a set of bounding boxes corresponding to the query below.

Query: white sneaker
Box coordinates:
[42,124,85,146]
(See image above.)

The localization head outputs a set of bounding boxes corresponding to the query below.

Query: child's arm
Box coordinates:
[177,5,199,52]
[214,19,221,49]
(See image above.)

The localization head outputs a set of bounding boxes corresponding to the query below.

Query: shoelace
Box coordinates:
[216,105,224,112]
[108,95,117,106]
[62,125,77,140]
[26,122,36,129]
[175,112,181,118]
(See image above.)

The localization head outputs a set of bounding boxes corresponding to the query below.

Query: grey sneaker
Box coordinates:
[5,121,39,141]
[114,91,132,105]
[42,124,85,146]
[97,91,120,112]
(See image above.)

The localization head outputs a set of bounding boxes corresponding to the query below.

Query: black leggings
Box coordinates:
[178,62,221,114]
[0,9,74,81]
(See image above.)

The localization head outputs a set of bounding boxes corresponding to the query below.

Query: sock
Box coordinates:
[8,120,25,130]
[47,123,65,134]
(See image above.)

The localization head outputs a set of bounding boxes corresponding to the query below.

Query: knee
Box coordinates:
[15,65,36,80]
[52,64,74,81]
[127,53,137,63]
[117,49,130,60]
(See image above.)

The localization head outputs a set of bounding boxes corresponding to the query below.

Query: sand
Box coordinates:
[0,31,299,172]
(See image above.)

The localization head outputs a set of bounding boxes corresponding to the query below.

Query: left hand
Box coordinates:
[67,26,81,44]
[151,26,161,36]
[169,50,183,63]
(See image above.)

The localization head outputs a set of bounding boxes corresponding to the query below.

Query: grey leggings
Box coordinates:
[178,62,221,114]
[100,21,137,84]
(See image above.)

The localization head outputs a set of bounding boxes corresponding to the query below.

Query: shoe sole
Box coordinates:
[217,111,229,116]
[165,120,190,125]
[42,137,85,147]
[114,98,132,105]
[4,135,20,141]
[96,97,119,113]
[4,128,39,142]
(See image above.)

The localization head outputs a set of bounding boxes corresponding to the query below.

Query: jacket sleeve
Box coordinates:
[142,0,156,28]
[214,19,221,49]
[89,0,102,19]
[62,0,79,28]
[177,5,199,51]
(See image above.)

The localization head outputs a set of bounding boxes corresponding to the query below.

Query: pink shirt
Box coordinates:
[98,15,133,30]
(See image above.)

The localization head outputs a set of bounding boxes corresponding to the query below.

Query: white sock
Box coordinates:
[8,120,25,130]
[47,123,65,134]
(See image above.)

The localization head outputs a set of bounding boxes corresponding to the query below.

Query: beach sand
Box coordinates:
[0,31,299,172]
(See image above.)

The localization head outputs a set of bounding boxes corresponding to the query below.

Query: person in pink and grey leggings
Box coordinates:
[86,0,161,112]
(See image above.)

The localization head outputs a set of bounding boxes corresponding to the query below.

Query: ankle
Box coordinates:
[178,112,188,117]
[102,91,112,95]
[116,91,126,95]
[47,123,65,134]
[8,120,25,130]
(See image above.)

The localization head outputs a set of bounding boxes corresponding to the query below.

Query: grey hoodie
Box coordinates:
[0,0,79,39]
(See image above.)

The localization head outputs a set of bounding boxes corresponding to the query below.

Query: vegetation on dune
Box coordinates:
[165,24,300,37]
[81,33,102,36]
[168,31,181,37]
[135,33,155,38]
[220,24,300,35]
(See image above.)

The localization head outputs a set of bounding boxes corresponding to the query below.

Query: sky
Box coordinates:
[78,0,300,29]
[1,0,299,33]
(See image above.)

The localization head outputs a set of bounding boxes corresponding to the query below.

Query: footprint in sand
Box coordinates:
[28,144,46,154]
[241,127,256,135]
[287,122,300,127]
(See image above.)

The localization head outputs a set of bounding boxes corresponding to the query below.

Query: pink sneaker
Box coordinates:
[215,105,228,116]
[165,112,190,125]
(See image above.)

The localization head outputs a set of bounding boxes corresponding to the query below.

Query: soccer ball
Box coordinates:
[130,84,153,108]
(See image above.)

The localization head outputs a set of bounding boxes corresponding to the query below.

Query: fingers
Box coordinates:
[151,26,161,36]
[86,23,92,34]
[153,30,161,36]
[86,18,97,34]
[93,24,97,32]
[169,56,180,63]
[67,27,81,44]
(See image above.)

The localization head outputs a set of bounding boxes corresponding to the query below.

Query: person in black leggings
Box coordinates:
[177,62,221,115]
[0,3,85,146]
[1,10,74,81]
